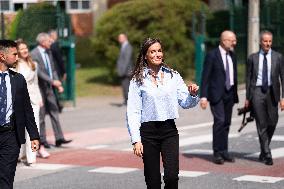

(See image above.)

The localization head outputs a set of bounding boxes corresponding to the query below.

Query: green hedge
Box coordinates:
[91,0,207,82]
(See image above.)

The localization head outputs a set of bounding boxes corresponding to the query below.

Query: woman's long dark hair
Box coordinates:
[131,38,172,85]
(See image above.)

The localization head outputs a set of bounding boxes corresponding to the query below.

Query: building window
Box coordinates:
[14,3,23,11]
[82,1,90,9]
[70,1,79,9]
[0,1,10,11]
[69,0,91,11]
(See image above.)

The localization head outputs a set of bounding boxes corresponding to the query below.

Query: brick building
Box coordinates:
[1,0,94,37]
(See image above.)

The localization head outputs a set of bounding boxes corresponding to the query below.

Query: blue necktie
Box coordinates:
[44,50,52,78]
[0,73,7,126]
[262,53,268,93]
[225,52,231,90]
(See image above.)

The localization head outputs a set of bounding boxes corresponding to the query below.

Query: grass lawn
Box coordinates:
[75,64,246,97]
[76,67,121,97]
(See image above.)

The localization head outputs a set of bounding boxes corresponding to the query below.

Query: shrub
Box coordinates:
[91,0,207,82]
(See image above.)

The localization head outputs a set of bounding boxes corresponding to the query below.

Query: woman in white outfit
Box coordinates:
[16,40,50,165]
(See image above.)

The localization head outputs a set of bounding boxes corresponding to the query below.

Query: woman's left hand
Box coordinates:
[188,83,199,96]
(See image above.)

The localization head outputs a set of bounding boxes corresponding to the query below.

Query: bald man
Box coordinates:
[200,30,239,164]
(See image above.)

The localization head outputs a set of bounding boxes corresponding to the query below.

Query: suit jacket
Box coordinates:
[246,50,284,103]
[30,46,59,98]
[116,42,133,77]
[201,47,239,104]
[8,69,39,144]
[50,41,66,79]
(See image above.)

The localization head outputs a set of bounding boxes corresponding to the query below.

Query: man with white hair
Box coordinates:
[31,33,72,150]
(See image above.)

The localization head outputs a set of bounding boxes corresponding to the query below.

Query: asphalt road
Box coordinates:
[14,90,284,189]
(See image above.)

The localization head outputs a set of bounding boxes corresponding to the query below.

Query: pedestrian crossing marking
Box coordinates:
[86,144,109,150]
[233,175,284,183]
[179,171,209,177]
[179,133,240,147]
[20,163,73,170]
[245,147,284,159]
[182,149,212,155]
[272,135,284,141]
[88,167,139,174]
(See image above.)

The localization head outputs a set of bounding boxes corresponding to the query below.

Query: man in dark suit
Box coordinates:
[0,40,40,188]
[200,30,239,165]
[245,30,284,166]
[49,30,66,112]
[31,33,71,148]
[116,33,133,105]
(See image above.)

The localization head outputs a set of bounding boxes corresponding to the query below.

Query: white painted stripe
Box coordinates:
[233,175,284,183]
[86,145,108,150]
[178,117,242,131]
[179,133,240,147]
[179,171,209,177]
[20,163,73,170]
[182,149,212,155]
[272,135,284,141]
[89,167,138,174]
[121,147,133,152]
[246,147,284,159]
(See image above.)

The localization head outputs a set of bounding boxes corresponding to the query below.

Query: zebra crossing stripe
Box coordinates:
[233,175,284,183]
[246,147,284,159]
[86,145,109,150]
[20,163,73,170]
[179,171,209,177]
[88,167,139,174]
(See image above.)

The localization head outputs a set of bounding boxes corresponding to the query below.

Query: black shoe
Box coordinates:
[264,157,273,166]
[213,154,224,165]
[258,153,265,162]
[55,139,72,147]
[222,153,235,163]
[42,142,51,149]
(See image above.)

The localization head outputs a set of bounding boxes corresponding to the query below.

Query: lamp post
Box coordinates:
[0,1,5,39]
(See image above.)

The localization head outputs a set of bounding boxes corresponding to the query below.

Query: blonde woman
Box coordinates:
[16,40,50,165]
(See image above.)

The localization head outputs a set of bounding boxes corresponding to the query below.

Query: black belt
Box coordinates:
[0,123,14,132]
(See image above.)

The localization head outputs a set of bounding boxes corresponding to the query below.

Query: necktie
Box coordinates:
[44,50,52,78]
[0,73,7,126]
[225,52,231,90]
[262,53,268,93]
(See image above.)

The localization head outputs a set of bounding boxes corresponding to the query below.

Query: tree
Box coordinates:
[8,3,56,44]
[91,0,207,81]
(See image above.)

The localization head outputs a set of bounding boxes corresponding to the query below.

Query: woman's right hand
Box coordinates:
[133,142,143,157]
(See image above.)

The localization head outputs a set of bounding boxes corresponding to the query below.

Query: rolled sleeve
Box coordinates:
[176,74,200,108]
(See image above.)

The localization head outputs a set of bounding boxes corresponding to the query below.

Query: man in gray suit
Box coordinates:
[117,33,133,105]
[245,30,284,165]
[31,33,72,148]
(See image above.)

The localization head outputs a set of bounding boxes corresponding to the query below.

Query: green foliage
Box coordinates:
[7,3,56,43]
[91,0,207,82]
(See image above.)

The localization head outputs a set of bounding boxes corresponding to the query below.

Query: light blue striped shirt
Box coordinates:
[126,66,199,143]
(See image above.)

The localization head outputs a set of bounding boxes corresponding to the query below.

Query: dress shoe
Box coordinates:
[55,139,72,147]
[264,157,273,166]
[213,154,224,165]
[42,142,51,149]
[222,153,235,163]
[258,153,265,162]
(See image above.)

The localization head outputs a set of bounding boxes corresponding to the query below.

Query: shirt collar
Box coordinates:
[38,45,47,53]
[143,66,172,78]
[218,45,228,55]
[260,48,272,56]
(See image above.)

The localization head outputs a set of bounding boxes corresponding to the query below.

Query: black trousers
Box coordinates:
[0,131,20,189]
[210,88,234,155]
[252,87,278,158]
[120,76,130,104]
[140,119,179,189]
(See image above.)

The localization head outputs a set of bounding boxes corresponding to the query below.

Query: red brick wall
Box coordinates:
[70,12,93,37]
